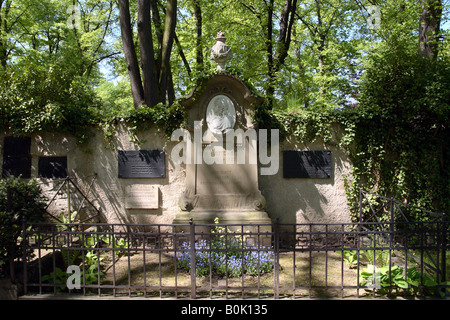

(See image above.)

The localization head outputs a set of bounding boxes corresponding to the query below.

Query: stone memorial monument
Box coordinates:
[173,32,271,226]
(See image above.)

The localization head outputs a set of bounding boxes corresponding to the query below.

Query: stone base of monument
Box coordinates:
[173,210,272,235]
[173,210,271,224]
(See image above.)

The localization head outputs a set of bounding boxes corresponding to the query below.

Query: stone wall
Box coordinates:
[0,124,352,225]
[260,137,352,225]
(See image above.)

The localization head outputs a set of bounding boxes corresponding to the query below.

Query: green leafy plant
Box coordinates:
[336,248,360,269]
[42,233,105,292]
[343,46,449,220]
[51,211,78,231]
[338,247,391,269]
[360,264,449,298]
[361,250,390,268]
[360,265,408,293]
[0,177,47,278]
[97,233,129,258]
[41,267,68,292]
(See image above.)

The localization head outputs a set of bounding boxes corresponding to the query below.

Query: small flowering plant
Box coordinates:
[176,218,274,278]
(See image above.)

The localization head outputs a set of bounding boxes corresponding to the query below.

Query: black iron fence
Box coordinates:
[20,217,448,299]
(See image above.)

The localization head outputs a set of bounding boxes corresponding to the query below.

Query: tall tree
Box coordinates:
[137,0,158,108]
[238,0,297,108]
[291,0,359,108]
[118,0,178,108]
[0,0,12,67]
[419,0,443,59]
[114,0,449,111]
[0,0,118,79]
[119,0,145,108]
[268,0,297,108]
[193,0,203,71]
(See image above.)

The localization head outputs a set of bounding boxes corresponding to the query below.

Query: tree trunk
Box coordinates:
[167,67,175,106]
[175,33,192,76]
[419,0,442,59]
[274,0,297,68]
[267,0,297,109]
[159,0,177,104]
[193,0,203,71]
[118,0,145,108]
[318,33,326,96]
[0,0,11,68]
[266,0,275,109]
[0,38,6,67]
[150,0,163,55]
[137,0,159,107]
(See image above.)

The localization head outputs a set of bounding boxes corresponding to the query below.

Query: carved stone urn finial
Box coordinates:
[210,31,231,71]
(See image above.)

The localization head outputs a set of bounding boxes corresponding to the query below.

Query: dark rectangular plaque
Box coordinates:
[118,150,165,178]
[2,156,32,178]
[4,137,31,156]
[38,157,67,179]
[283,150,332,179]
[2,137,32,178]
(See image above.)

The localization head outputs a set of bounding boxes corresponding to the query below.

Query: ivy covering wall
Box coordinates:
[257,47,449,221]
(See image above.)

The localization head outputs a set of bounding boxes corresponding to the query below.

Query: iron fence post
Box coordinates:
[420,221,425,296]
[441,213,447,290]
[66,177,71,221]
[359,189,363,222]
[189,218,196,299]
[6,185,15,283]
[22,216,27,295]
[389,199,394,243]
[273,218,280,299]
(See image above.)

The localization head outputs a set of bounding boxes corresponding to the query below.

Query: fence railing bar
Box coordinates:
[394,202,410,223]
[74,173,97,218]
[19,219,449,300]
[189,219,196,299]
[360,192,385,227]
[361,190,445,218]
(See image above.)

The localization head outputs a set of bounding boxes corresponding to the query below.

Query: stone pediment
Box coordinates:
[180,73,264,133]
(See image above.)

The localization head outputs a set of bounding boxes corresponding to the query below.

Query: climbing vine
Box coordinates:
[343,47,449,221]
[257,47,449,221]
[254,103,448,222]
[98,101,185,147]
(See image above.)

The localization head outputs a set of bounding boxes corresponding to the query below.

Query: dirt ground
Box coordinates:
[99,250,361,298]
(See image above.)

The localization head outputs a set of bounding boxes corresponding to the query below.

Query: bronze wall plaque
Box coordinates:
[283,150,332,179]
[2,137,32,178]
[118,150,165,178]
[38,157,67,179]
